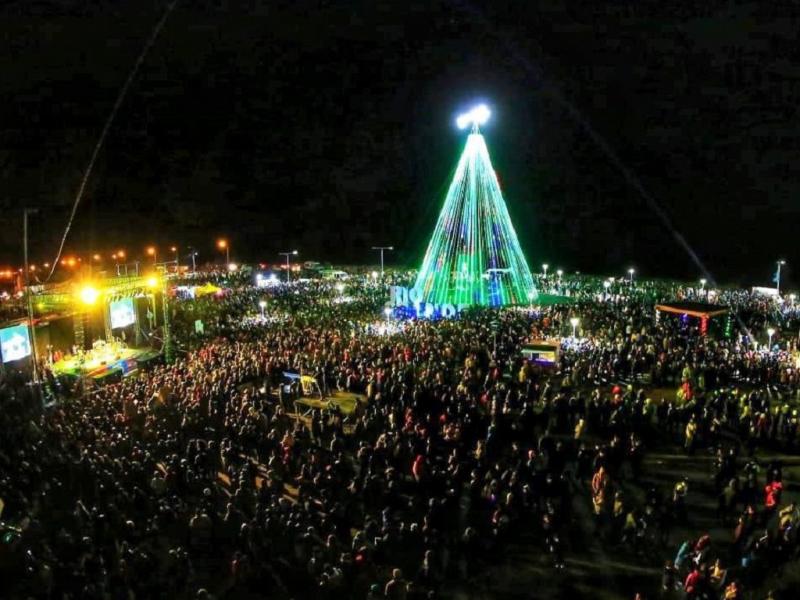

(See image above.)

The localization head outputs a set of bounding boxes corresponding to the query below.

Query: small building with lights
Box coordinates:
[655,301,731,337]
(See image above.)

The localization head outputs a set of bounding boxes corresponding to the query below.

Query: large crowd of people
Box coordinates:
[1,271,799,599]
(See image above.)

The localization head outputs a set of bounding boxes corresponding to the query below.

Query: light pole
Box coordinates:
[775,260,786,294]
[371,246,393,278]
[279,250,298,283]
[570,317,580,338]
[384,306,392,322]
[557,269,563,281]
[217,239,229,266]
[542,263,549,278]
[527,290,535,309]
[146,246,157,265]
[146,276,173,364]
[112,250,127,276]
[171,246,179,271]
[628,268,635,284]
[23,208,40,383]
[259,300,267,319]
[767,327,776,350]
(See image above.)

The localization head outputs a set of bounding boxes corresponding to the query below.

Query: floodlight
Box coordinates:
[80,286,100,305]
[456,104,491,130]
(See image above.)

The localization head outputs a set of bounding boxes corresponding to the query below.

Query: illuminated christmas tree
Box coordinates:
[414,105,537,307]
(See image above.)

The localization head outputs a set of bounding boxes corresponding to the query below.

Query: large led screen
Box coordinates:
[110,298,136,329]
[0,324,32,363]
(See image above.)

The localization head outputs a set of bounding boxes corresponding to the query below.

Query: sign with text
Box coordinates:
[389,286,463,319]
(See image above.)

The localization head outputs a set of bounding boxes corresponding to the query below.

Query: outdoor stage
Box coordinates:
[52,340,160,380]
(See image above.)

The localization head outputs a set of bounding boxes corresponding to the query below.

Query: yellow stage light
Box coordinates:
[79,286,100,305]
[146,276,159,289]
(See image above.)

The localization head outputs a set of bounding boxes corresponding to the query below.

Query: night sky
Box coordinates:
[2,1,798,287]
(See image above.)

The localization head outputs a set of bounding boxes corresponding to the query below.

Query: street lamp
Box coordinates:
[146,246,157,264]
[767,327,776,350]
[556,269,563,281]
[384,306,392,321]
[542,263,549,277]
[776,260,786,294]
[527,290,535,308]
[700,278,707,290]
[371,246,394,278]
[171,246,179,270]
[603,280,611,291]
[258,300,267,318]
[279,250,298,283]
[570,317,580,338]
[217,239,230,265]
[628,268,635,284]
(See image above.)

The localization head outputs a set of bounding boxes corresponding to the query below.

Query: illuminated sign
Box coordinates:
[390,286,462,319]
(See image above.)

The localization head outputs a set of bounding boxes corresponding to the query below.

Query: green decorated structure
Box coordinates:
[413,106,536,307]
